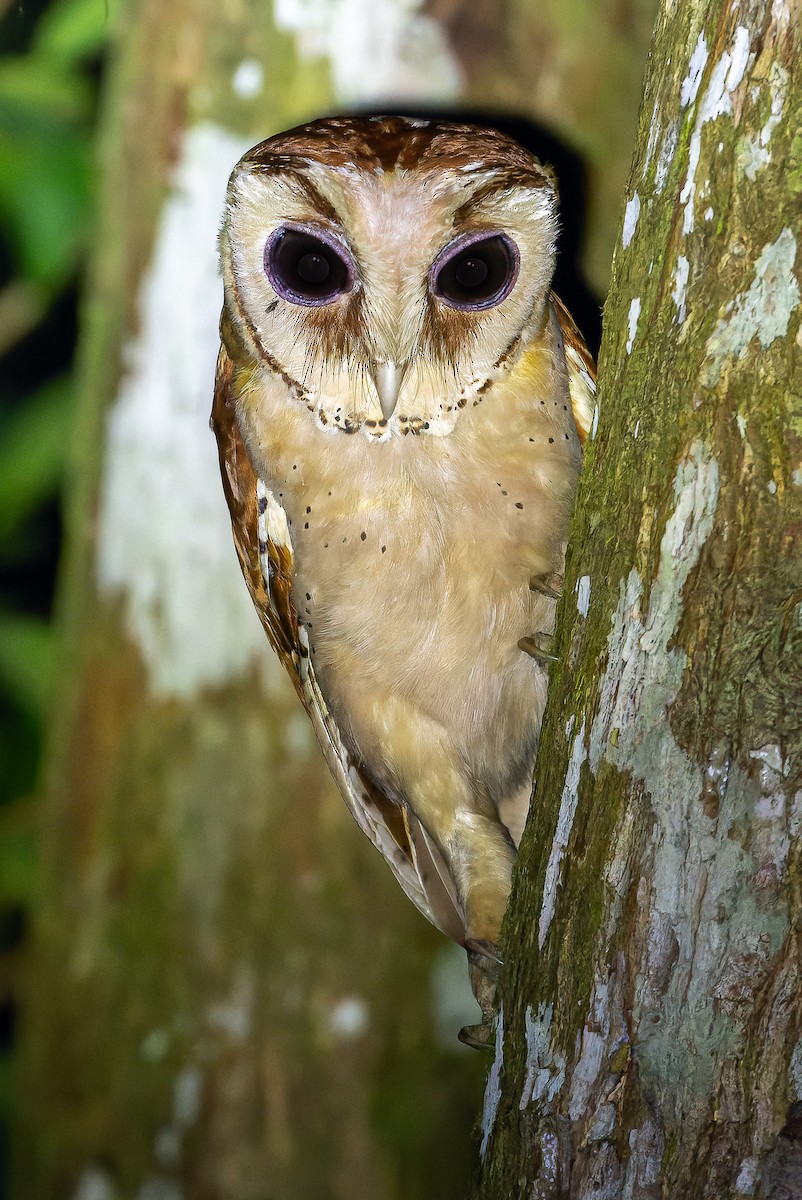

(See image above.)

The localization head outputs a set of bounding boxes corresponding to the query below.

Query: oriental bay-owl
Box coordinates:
[212,115,595,1046]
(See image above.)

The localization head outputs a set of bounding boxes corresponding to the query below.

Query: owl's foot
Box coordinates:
[459,938,503,1050]
[458,1019,496,1050]
[529,572,563,600]
[518,633,558,662]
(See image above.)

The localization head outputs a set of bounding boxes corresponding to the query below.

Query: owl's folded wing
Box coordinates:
[550,293,597,445]
[211,343,466,944]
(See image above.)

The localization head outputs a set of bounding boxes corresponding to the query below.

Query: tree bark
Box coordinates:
[12,0,658,1197]
[476,0,802,1195]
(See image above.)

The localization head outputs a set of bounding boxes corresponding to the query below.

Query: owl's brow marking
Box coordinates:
[452,169,553,224]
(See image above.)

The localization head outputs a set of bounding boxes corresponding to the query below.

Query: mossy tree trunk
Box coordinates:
[476,0,802,1195]
[13,0,658,1197]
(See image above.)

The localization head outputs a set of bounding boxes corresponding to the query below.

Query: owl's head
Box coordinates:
[221,115,558,438]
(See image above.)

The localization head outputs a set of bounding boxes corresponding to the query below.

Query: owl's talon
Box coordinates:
[529,572,563,600]
[465,937,504,966]
[518,633,558,662]
[458,1021,496,1051]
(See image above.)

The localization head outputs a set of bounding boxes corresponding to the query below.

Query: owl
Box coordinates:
[212,115,595,1047]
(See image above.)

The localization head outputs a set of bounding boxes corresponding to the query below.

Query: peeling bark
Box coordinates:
[476,1,802,1196]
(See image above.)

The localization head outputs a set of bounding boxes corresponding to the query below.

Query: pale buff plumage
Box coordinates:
[213,116,595,1045]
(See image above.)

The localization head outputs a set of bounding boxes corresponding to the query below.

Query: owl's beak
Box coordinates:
[370,360,406,420]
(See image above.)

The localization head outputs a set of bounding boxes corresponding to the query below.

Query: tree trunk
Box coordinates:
[12,0,657,1197]
[476,0,802,1195]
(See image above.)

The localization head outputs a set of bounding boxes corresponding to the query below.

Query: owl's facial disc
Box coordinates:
[430,232,519,312]
[265,223,355,306]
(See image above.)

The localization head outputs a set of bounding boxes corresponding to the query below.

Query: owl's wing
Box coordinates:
[211,343,467,945]
[550,293,597,445]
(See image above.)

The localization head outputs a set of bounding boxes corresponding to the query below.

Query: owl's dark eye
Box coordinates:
[431,233,518,311]
[265,226,354,306]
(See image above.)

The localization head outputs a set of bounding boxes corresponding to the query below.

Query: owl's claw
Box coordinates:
[458,1020,496,1050]
[465,937,504,966]
[529,572,563,600]
[460,938,503,1050]
[518,633,558,662]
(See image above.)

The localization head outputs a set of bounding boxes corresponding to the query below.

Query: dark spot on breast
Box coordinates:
[305,592,311,600]
[381,545,386,553]
[360,531,367,541]
[548,437,554,444]
[501,490,508,496]
[257,496,267,515]
[292,464,297,469]
[515,502,524,510]
[306,506,311,514]
[528,438,535,443]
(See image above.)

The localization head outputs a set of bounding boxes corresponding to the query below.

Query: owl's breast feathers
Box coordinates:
[212,293,595,946]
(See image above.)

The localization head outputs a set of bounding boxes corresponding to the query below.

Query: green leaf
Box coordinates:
[34,0,120,64]
[0,374,74,538]
[0,612,57,718]
[0,57,91,125]
[0,127,92,284]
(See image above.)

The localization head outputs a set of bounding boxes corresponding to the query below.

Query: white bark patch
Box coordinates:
[643,104,660,176]
[735,1157,759,1195]
[480,1006,504,1158]
[539,1131,559,1187]
[591,443,720,774]
[622,194,640,248]
[749,745,791,876]
[703,228,800,386]
[568,979,609,1120]
[520,1003,566,1110]
[274,0,461,105]
[672,255,690,323]
[622,1119,664,1196]
[738,62,788,180]
[576,575,591,618]
[655,121,678,193]
[539,720,587,949]
[681,33,708,107]
[680,27,752,233]
[96,124,275,698]
[625,298,641,354]
[789,1037,802,1099]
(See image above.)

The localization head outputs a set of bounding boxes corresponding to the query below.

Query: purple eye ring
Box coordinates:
[264,223,356,307]
[430,230,519,312]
